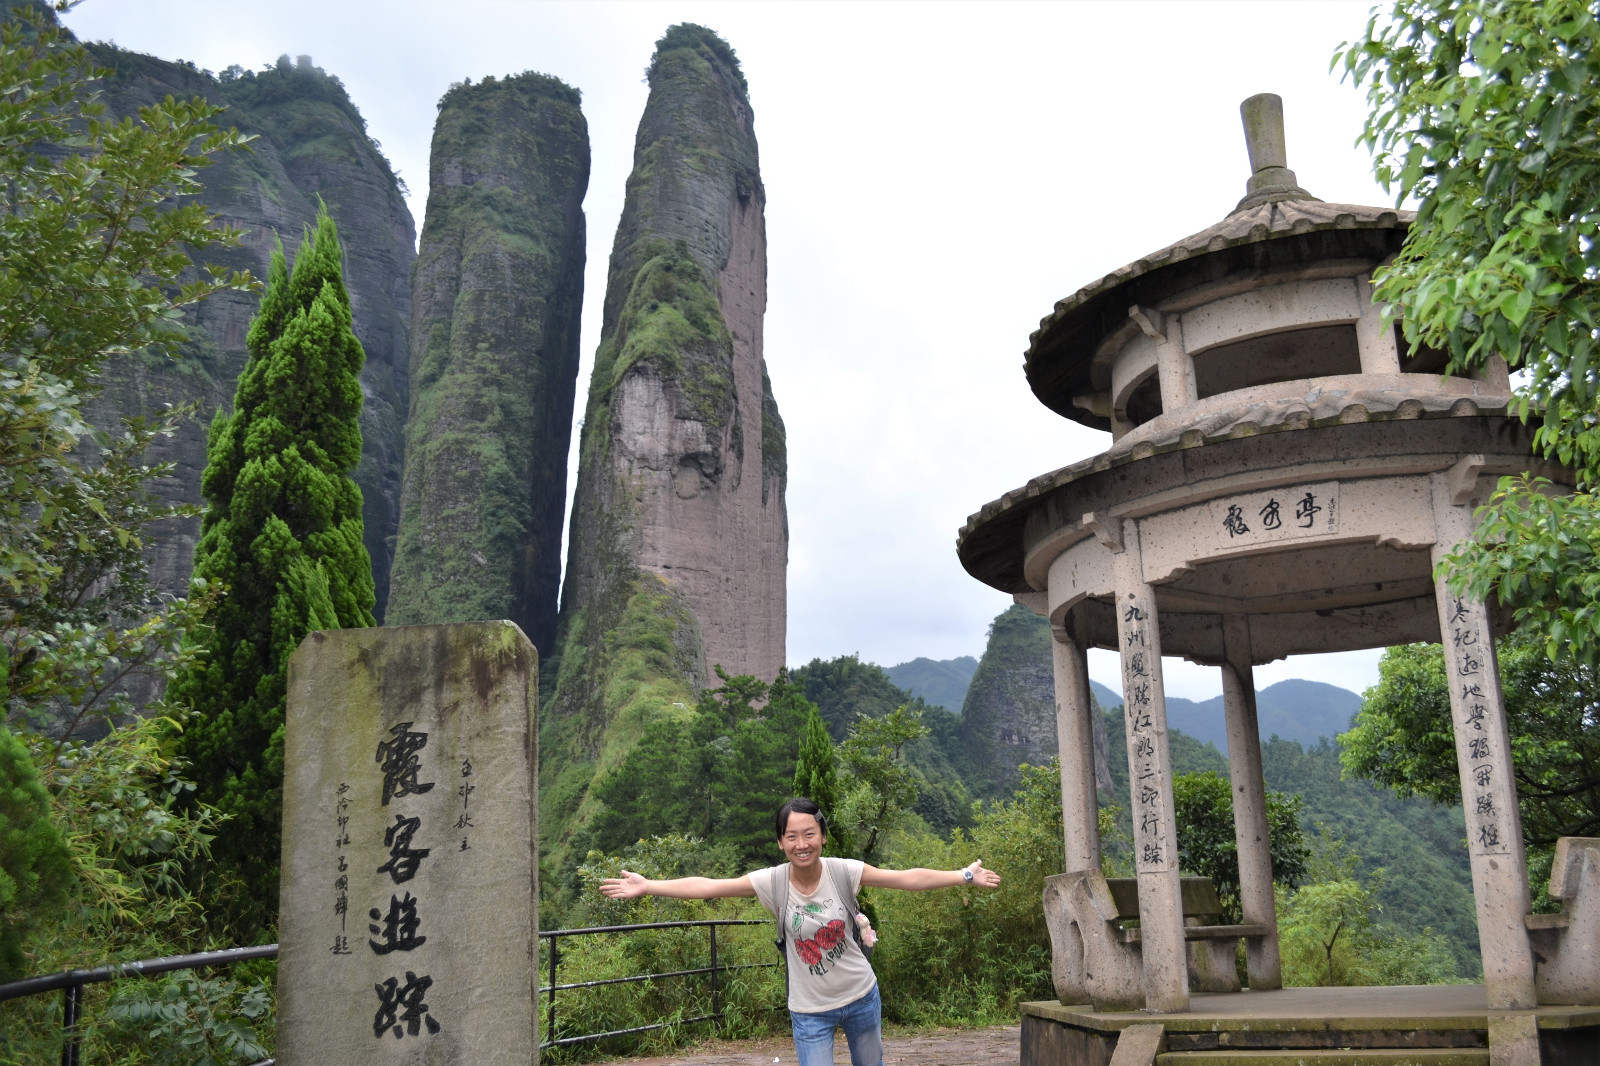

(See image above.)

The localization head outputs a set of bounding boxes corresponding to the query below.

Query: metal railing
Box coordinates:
[0,943,279,1066]
[0,919,780,1062]
[539,918,778,1051]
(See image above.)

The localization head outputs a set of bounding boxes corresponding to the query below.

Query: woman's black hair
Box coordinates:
[775,797,827,840]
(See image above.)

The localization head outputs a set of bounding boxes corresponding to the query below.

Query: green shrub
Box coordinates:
[544,836,784,1061]
[0,722,71,979]
[0,716,273,1066]
[1277,831,1460,986]
[869,761,1065,1026]
[106,972,272,1066]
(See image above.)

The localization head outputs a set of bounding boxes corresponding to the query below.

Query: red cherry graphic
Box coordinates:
[795,938,823,966]
[814,920,845,951]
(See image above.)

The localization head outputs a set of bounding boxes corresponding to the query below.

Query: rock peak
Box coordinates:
[542,27,786,870]
[651,23,748,95]
[386,69,590,655]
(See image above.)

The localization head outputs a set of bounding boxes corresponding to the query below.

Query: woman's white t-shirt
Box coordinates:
[748,857,877,1013]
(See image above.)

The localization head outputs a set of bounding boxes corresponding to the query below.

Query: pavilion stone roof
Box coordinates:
[1022,197,1415,427]
[954,389,1513,595]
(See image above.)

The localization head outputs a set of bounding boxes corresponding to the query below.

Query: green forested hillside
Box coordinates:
[790,656,971,832]
[1261,736,1478,974]
[1097,705,1476,974]
[885,655,978,711]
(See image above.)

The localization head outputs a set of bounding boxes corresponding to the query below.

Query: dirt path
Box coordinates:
[605,1024,1020,1065]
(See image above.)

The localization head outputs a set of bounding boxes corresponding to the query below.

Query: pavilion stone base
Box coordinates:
[1019,987,1600,1066]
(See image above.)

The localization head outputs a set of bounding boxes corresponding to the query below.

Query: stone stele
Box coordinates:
[278,621,538,1065]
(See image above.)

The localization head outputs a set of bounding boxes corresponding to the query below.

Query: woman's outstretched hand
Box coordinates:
[600,870,648,899]
[966,860,1001,889]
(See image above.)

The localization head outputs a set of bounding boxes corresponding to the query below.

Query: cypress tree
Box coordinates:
[175,205,374,932]
[793,706,853,857]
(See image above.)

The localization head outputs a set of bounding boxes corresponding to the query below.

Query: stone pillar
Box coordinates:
[1355,275,1402,375]
[1474,354,1512,392]
[1156,321,1197,415]
[1431,476,1537,1009]
[1112,521,1188,1013]
[278,622,540,1064]
[1053,621,1101,874]
[1220,615,1283,990]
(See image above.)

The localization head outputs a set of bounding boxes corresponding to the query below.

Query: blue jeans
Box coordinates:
[789,983,883,1066]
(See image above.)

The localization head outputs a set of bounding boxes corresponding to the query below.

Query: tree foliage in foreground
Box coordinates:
[588,669,814,868]
[1342,631,1600,907]
[1339,1,1600,666]
[0,721,70,979]
[0,8,270,1060]
[174,206,374,935]
[0,3,251,742]
[1172,770,1311,924]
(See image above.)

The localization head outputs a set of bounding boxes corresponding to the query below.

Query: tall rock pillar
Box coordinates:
[386,74,589,655]
[543,25,787,855]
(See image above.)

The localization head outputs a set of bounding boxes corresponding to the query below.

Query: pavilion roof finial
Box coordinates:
[1234,93,1319,213]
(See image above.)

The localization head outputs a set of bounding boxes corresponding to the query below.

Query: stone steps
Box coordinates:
[1156,1050,1490,1066]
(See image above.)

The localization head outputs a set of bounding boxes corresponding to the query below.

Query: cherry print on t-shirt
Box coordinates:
[814,919,846,951]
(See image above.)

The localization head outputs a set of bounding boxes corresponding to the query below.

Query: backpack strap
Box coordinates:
[771,863,792,999]
[826,858,873,961]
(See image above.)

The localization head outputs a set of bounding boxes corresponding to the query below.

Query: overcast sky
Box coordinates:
[65,1,1402,702]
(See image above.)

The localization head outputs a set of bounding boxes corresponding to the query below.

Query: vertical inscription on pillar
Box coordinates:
[1442,596,1513,858]
[278,623,539,1065]
[1119,600,1175,874]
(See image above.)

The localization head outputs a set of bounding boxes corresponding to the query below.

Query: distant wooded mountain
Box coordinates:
[1090,678,1361,751]
[885,656,979,711]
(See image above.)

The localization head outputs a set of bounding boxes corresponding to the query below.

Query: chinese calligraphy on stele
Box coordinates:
[370,722,442,1039]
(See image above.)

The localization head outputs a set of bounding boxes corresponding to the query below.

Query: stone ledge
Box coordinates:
[1019,987,1600,1033]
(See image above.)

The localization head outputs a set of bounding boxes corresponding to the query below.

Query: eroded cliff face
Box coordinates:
[385,74,589,656]
[583,26,787,683]
[960,604,1111,799]
[80,49,416,618]
[541,25,787,869]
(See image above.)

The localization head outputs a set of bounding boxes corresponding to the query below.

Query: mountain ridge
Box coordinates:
[889,652,1362,751]
[1090,678,1361,752]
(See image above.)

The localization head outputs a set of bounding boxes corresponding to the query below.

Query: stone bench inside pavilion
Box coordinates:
[1105,877,1268,995]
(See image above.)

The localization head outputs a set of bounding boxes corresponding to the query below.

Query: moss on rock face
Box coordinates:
[77,44,416,620]
[384,72,589,655]
[540,25,787,891]
[605,240,736,428]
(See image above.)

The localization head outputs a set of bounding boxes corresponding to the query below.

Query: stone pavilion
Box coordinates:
[957,96,1599,1063]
